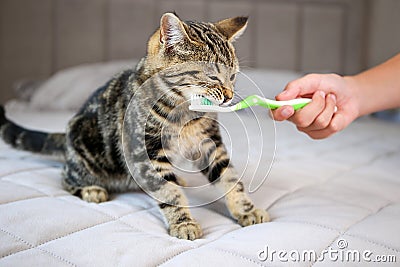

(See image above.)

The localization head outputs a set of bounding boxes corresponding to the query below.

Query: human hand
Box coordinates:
[271,74,360,139]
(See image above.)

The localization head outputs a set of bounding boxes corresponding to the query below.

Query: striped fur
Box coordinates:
[0,106,65,157]
[0,13,269,240]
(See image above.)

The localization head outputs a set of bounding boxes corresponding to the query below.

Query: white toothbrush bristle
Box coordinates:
[189,94,235,112]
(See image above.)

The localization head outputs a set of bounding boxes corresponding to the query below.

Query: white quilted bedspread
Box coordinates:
[1,109,399,266]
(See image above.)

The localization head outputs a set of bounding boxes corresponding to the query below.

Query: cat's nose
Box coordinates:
[222,88,234,103]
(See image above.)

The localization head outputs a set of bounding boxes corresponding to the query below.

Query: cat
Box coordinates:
[0,13,269,240]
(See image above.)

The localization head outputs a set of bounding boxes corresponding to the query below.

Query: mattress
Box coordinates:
[1,106,399,266]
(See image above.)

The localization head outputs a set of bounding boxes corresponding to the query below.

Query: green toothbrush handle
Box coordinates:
[233,95,311,111]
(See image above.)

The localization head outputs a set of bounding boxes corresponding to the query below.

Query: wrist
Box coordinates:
[343,75,363,118]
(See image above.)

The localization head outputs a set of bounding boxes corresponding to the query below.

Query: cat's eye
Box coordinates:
[209,76,220,81]
[230,74,236,81]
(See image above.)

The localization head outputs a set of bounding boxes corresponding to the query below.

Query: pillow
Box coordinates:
[30,59,138,111]
[12,79,44,101]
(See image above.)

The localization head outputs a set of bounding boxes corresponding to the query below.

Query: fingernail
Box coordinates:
[319,91,326,98]
[329,94,336,102]
[281,107,293,117]
[277,91,287,98]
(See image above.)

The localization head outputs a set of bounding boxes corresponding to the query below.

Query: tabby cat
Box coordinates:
[0,13,269,240]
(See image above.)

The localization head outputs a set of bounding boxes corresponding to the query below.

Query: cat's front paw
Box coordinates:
[238,208,270,226]
[169,221,203,240]
[80,185,109,203]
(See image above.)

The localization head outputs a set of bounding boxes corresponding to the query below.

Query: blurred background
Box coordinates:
[0,0,399,104]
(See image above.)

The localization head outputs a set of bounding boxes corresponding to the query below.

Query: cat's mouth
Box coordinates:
[205,87,234,106]
[187,85,234,106]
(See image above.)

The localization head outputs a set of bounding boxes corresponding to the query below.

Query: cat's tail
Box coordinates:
[0,106,65,157]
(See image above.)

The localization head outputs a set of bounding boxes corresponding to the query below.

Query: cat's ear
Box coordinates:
[214,17,248,42]
[159,13,189,49]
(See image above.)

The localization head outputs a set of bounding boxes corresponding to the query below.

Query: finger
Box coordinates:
[302,93,337,131]
[270,106,294,121]
[289,91,326,128]
[275,87,299,101]
[301,112,346,139]
[276,74,324,101]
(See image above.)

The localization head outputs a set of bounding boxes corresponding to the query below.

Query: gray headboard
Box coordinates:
[0,0,374,103]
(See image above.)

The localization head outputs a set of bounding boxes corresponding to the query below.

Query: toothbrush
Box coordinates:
[189,95,312,113]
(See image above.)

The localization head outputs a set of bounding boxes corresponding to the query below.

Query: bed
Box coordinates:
[1,60,399,266]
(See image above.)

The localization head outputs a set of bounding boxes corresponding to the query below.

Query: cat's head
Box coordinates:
[146,13,248,105]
